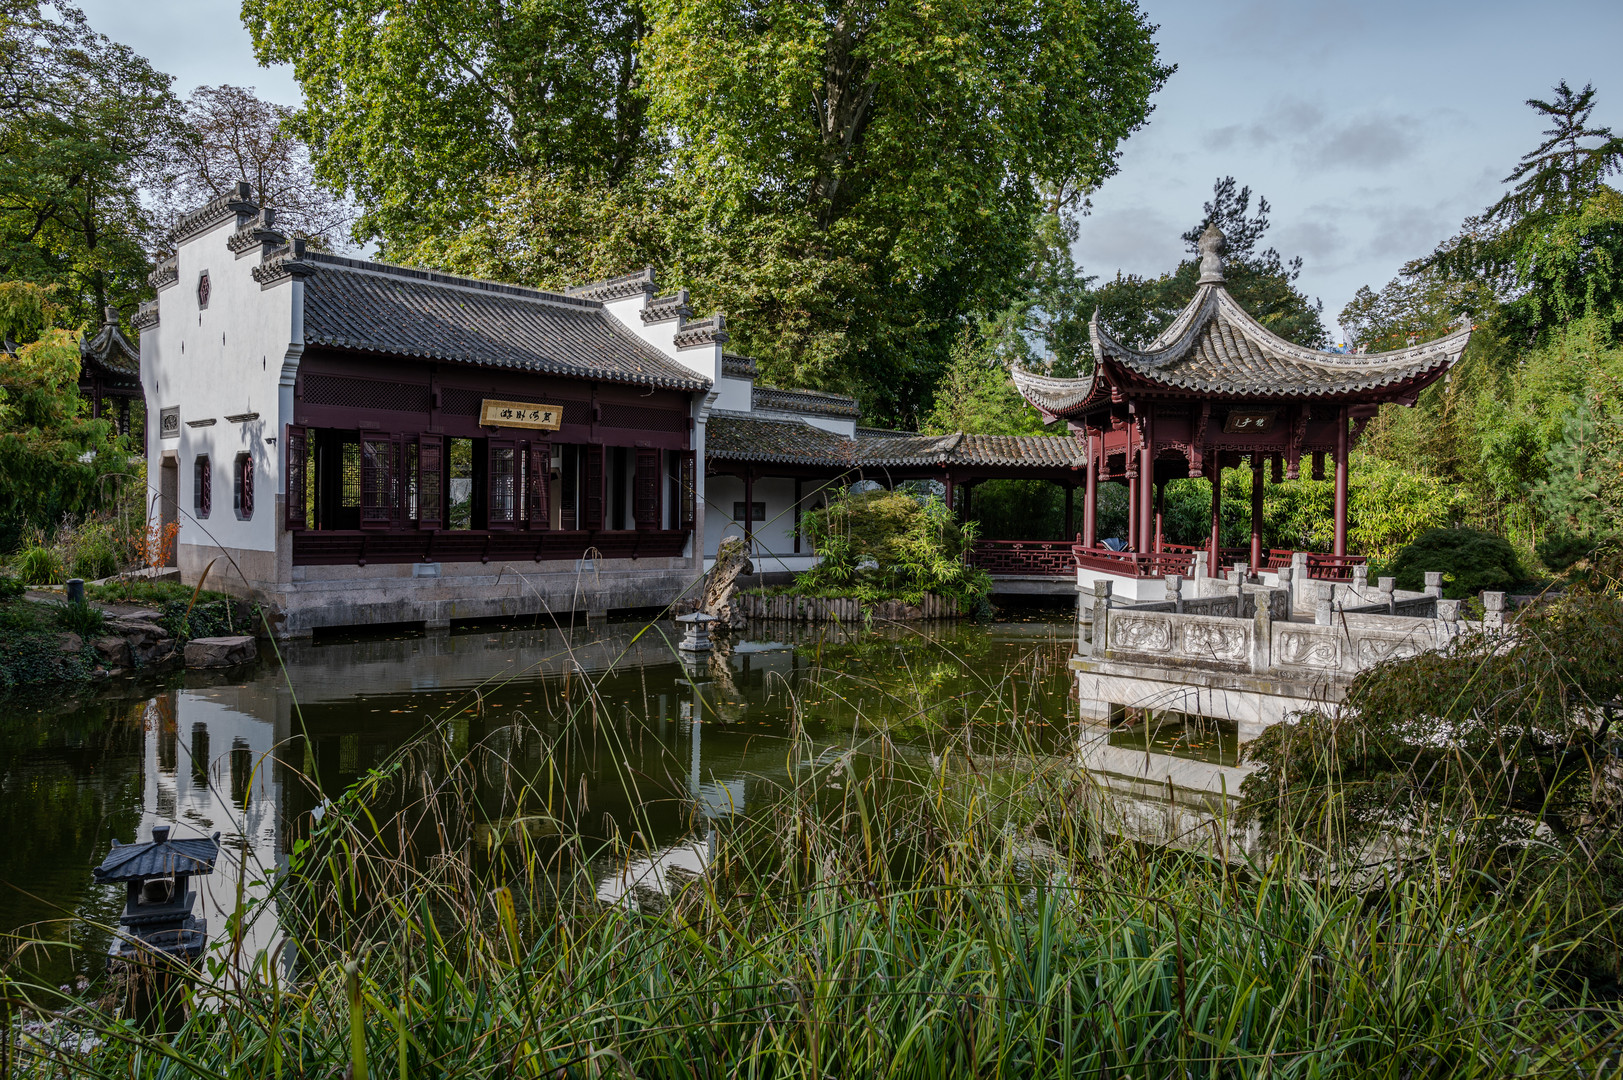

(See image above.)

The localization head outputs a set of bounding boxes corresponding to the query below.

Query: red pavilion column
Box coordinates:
[1333,405,1350,557]
[1137,427,1154,557]
[1207,460,1222,573]
[1249,455,1265,571]
[1082,429,1098,549]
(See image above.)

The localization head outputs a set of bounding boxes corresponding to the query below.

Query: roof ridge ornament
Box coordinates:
[1196,222,1225,285]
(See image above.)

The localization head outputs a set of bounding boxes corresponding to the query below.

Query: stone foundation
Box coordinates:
[175,539,703,637]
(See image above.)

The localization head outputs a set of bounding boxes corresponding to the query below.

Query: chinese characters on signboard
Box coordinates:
[1222,408,1276,434]
[479,399,564,431]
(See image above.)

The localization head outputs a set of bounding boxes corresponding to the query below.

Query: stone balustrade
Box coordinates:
[1090,579,1487,681]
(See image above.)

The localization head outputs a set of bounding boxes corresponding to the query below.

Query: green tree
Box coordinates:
[1090,177,1327,350]
[0,281,125,551]
[245,0,1171,427]
[1534,401,1619,541]
[1424,82,1623,345]
[0,0,179,323]
[920,329,1044,437]
[241,0,651,248]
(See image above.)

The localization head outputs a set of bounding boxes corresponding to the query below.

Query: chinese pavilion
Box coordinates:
[1013,224,1472,579]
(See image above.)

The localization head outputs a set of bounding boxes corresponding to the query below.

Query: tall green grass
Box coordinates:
[3,622,1620,1079]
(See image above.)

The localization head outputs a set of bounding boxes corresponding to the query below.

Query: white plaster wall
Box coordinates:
[714,375,752,413]
[143,218,299,555]
[702,475,816,568]
[1077,567,1168,603]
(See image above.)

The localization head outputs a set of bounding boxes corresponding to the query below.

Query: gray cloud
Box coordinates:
[1201,98,1421,172]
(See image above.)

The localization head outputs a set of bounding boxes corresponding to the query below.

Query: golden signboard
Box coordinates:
[480,399,564,430]
[1222,408,1276,434]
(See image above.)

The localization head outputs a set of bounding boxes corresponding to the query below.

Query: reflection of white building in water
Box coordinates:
[140,686,284,967]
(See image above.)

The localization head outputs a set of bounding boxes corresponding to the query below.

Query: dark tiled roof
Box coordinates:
[722,353,758,379]
[955,434,1087,467]
[93,830,220,883]
[1014,283,1470,418]
[565,268,655,302]
[752,385,861,419]
[857,431,961,466]
[81,307,140,378]
[706,411,857,467]
[295,253,712,392]
[857,430,1085,468]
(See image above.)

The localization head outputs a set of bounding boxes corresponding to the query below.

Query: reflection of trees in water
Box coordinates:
[0,696,148,983]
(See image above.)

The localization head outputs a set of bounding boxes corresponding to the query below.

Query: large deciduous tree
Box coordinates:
[0,0,179,324]
[150,84,352,250]
[243,0,1170,426]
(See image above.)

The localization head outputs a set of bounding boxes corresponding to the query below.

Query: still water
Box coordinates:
[1,612,1104,983]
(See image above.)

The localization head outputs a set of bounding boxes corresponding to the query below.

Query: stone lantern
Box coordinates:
[93,824,220,965]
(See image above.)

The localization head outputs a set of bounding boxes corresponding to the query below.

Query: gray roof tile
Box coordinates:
[1015,283,1470,418]
[297,254,712,392]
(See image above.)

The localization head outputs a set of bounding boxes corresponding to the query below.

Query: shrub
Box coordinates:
[65,518,125,581]
[54,599,104,637]
[0,573,22,601]
[1536,530,1597,573]
[1388,526,1530,597]
[797,489,992,607]
[13,544,64,585]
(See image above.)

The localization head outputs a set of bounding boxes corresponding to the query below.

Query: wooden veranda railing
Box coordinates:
[967,539,1080,577]
[970,539,1368,582]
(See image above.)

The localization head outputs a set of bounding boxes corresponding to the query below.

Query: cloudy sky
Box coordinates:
[83,0,1623,342]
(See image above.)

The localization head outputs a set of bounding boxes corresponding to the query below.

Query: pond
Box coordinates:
[1,609,1126,985]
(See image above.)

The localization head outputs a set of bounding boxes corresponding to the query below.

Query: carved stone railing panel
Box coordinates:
[1180,619,1250,663]
[1107,612,1177,655]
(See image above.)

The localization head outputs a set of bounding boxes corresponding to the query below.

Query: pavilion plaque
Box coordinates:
[480,399,565,431]
[1222,408,1276,434]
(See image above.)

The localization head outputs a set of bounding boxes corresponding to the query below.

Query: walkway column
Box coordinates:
[1083,430,1098,548]
[1063,483,1075,540]
[743,471,754,554]
[1333,406,1350,557]
[1154,480,1165,554]
[943,477,955,519]
[1127,471,1139,550]
[1137,429,1154,555]
[1249,455,1265,571]
[1208,461,1222,573]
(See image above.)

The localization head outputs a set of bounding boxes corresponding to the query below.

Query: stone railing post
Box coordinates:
[1315,582,1334,626]
[1231,561,1248,584]
[1378,576,1396,615]
[1424,571,1444,598]
[1482,591,1506,630]
[1192,551,1209,596]
[1352,564,1369,595]
[1276,565,1293,620]
[1438,598,1461,631]
[1291,551,1309,608]
[1092,580,1113,651]
[1165,574,1183,613]
[1252,594,1272,673]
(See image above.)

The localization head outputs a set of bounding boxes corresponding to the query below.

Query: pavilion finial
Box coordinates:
[1196,222,1225,285]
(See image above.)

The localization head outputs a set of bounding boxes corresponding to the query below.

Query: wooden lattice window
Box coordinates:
[417,434,443,529]
[285,426,307,530]
[583,445,603,531]
[234,452,254,520]
[527,442,550,530]
[488,441,516,528]
[194,455,211,519]
[634,448,660,530]
[360,436,396,527]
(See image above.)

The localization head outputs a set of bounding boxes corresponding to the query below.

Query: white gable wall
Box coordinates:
[143,219,299,559]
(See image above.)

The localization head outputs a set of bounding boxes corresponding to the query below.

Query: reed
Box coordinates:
[3,618,1620,1079]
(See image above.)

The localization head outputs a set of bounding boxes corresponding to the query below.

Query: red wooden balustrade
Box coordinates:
[967,539,1080,577]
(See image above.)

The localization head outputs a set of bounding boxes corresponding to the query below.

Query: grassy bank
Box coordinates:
[3,611,1620,1077]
